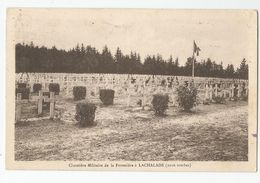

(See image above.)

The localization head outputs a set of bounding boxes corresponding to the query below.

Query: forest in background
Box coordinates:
[15,42,248,79]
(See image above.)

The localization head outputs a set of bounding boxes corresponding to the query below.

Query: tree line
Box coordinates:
[15,42,248,79]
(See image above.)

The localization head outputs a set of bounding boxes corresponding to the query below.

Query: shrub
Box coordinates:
[42,92,56,111]
[213,95,225,104]
[33,83,42,93]
[73,86,86,100]
[131,78,136,84]
[17,83,27,89]
[152,94,169,116]
[161,79,166,86]
[226,92,230,98]
[203,99,211,105]
[49,83,60,95]
[176,84,198,111]
[233,84,238,97]
[241,94,248,101]
[16,88,30,100]
[99,89,115,105]
[75,102,97,127]
[137,99,142,106]
[241,83,248,101]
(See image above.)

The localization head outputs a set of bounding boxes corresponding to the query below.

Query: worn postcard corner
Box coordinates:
[6,8,257,172]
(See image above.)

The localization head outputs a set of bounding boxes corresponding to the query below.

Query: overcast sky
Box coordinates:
[13,9,257,67]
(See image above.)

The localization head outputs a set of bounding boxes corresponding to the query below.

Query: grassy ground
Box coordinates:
[15,101,248,161]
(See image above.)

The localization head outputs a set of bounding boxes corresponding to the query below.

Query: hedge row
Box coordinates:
[151,83,199,115]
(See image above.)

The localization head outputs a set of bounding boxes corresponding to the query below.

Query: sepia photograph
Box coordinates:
[5,8,257,171]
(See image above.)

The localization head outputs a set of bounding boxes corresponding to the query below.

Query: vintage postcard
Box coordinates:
[6,8,257,171]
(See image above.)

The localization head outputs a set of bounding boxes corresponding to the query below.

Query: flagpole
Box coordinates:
[192,41,195,78]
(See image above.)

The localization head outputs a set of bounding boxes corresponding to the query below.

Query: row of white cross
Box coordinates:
[16,73,247,88]
[15,81,248,122]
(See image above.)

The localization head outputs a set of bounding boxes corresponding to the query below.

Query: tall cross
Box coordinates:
[15,93,29,122]
[43,92,56,119]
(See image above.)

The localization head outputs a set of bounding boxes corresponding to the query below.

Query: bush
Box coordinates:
[17,83,27,89]
[152,94,169,116]
[161,79,166,86]
[75,102,97,127]
[176,84,198,111]
[99,89,115,105]
[241,83,248,101]
[241,94,248,101]
[234,84,238,95]
[226,92,230,98]
[73,86,86,100]
[213,95,225,104]
[33,83,42,93]
[16,88,30,100]
[137,99,142,106]
[49,83,60,95]
[203,99,211,105]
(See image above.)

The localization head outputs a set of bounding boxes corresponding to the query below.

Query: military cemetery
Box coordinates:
[12,9,251,162]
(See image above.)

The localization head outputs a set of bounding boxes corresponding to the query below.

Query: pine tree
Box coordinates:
[15,42,246,79]
[237,58,248,79]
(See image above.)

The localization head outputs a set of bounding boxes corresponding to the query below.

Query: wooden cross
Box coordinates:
[15,93,29,122]
[214,84,218,97]
[36,90,56,119]
[142,88,146,110]
[230,83,235,98]
[127,92,131,107]
[43,92,56,119]
[209,84,213,100]
[37,90,44,115]
[237,84,241,97]
[205,84,209,100]
[222,88,230,99]
[245,84,249,96]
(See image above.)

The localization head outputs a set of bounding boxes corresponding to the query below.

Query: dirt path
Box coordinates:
[15,101,248,161]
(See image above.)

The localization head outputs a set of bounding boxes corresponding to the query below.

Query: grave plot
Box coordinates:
[16,73,248,101]
[15,99,248,161]
[15,91,60,122]
[15,74,248,124]
[14,73,249,161]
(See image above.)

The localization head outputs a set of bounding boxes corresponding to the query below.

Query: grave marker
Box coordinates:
[209,84,213,100]
[215,84,218,96]
[15,93,22,122]
[43,92,56,119]
[230,83,234,98]
[237,84,241,97]
[38,90,43,114]
[15,93,29,122]
[205,84,209,100]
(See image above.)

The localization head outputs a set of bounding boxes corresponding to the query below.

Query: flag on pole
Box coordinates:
[193,41,201,56]
[192,40,201,77]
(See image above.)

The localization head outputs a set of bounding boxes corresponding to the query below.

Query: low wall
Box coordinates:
[15,73,248,106]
